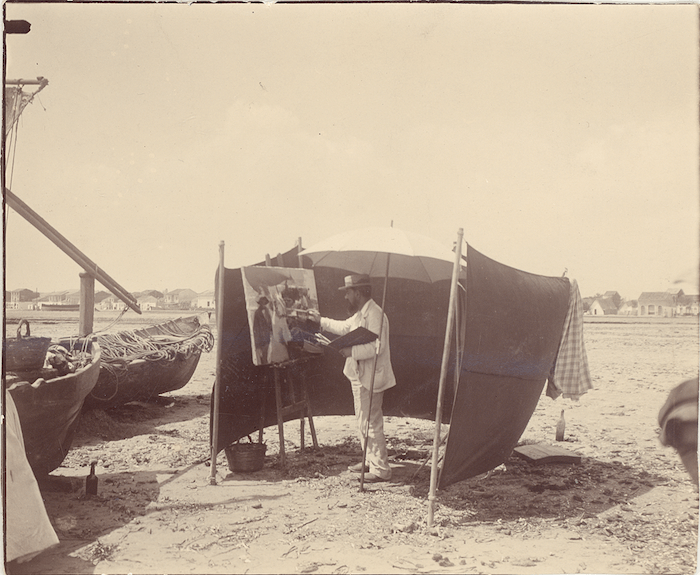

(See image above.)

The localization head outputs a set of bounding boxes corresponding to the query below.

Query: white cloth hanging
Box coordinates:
[5,391,59,563]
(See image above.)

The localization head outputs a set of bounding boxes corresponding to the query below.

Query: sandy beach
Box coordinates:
[6,311,699,575]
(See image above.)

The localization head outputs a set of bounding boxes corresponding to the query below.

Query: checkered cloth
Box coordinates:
[547,279,594,400]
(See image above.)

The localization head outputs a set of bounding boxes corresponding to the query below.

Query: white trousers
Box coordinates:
[351,382,391,480]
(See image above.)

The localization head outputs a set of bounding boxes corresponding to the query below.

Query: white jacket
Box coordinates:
[321,299,396,393]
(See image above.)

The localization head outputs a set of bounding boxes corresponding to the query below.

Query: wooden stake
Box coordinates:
[210,241,225,485]
[427,228,464,527]
[78,272,95,337]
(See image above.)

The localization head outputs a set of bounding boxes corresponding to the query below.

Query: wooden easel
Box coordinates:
[265,357,319,466]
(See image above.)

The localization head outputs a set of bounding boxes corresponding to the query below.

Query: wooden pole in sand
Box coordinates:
[210,241,225,485]
[427,228,463,527]
[297,237,305,444]
[78,272,95,337]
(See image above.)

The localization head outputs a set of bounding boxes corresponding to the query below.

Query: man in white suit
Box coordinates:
[312,274,396,482]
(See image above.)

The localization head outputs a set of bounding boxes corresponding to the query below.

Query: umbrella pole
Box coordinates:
[359,252,391,491]
[210,241,225,485]
[427,228,464,527]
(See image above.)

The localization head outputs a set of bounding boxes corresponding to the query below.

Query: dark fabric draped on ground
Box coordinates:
[211,244,569,487]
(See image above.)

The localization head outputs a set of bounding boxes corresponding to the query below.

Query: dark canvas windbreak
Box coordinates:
[212,244,569,489]
[438,245,569,488]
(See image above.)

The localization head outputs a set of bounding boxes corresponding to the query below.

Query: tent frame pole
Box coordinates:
[359,251,391,491]
[427,228,464,527]
[210,241,225,485]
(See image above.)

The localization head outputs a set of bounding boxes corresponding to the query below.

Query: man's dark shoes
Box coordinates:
[358,473,390,483]
[348,462,369,473]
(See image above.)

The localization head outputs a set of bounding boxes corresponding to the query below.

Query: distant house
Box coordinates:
[64,291,82,305]
[589,297,618,316]
[94,291,112,306]
[194,290,216,310]
[159,288,197,310]
[36,291,71,309]
[10,288,38,303]
[618,301,638,316]
[603,291,622,308]
[139,289,164,300]
[638,290,684,317]
[7,288,39,310]
[137,295,158,311]
[100,295,127,311]
[676,294,700,316]
[39,290,69,304]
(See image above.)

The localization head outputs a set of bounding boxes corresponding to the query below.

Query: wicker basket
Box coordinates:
[4,320,51,372]
[225,441,266,472]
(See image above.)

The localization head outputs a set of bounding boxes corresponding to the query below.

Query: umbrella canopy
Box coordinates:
[299,227,462,284]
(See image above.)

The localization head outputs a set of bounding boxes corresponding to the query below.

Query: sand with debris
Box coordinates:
[6,311,699,575]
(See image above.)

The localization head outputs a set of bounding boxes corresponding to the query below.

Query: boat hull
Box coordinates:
[39,304,81,311]
[84,352,202,409]
[83,315,210,410]
[7,340,101,477]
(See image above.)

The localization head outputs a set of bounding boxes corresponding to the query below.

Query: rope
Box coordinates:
[96,321,214,367]
[92,307,129,334]
[5,79,49,232]
[5,87,22,229]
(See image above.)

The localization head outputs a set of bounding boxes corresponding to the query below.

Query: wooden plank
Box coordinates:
[513,444,582,465]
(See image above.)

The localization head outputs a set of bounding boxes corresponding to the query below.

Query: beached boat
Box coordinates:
[82,315,214,410]
[6,338,102,477]
[38,303,81,311]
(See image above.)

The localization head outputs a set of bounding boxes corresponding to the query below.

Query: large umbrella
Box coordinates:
[300,226,464,495]
[300,226,463,283]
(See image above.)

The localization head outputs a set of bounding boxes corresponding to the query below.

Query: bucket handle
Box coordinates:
[16,319,30,340]
[235,435,263,446]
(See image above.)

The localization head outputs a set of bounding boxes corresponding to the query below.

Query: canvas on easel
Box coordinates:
[242,266,320,366]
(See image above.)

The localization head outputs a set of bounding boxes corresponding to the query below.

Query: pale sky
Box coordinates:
[4,2,699,300]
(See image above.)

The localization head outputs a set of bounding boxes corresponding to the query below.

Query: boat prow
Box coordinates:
[7,339,101,477]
